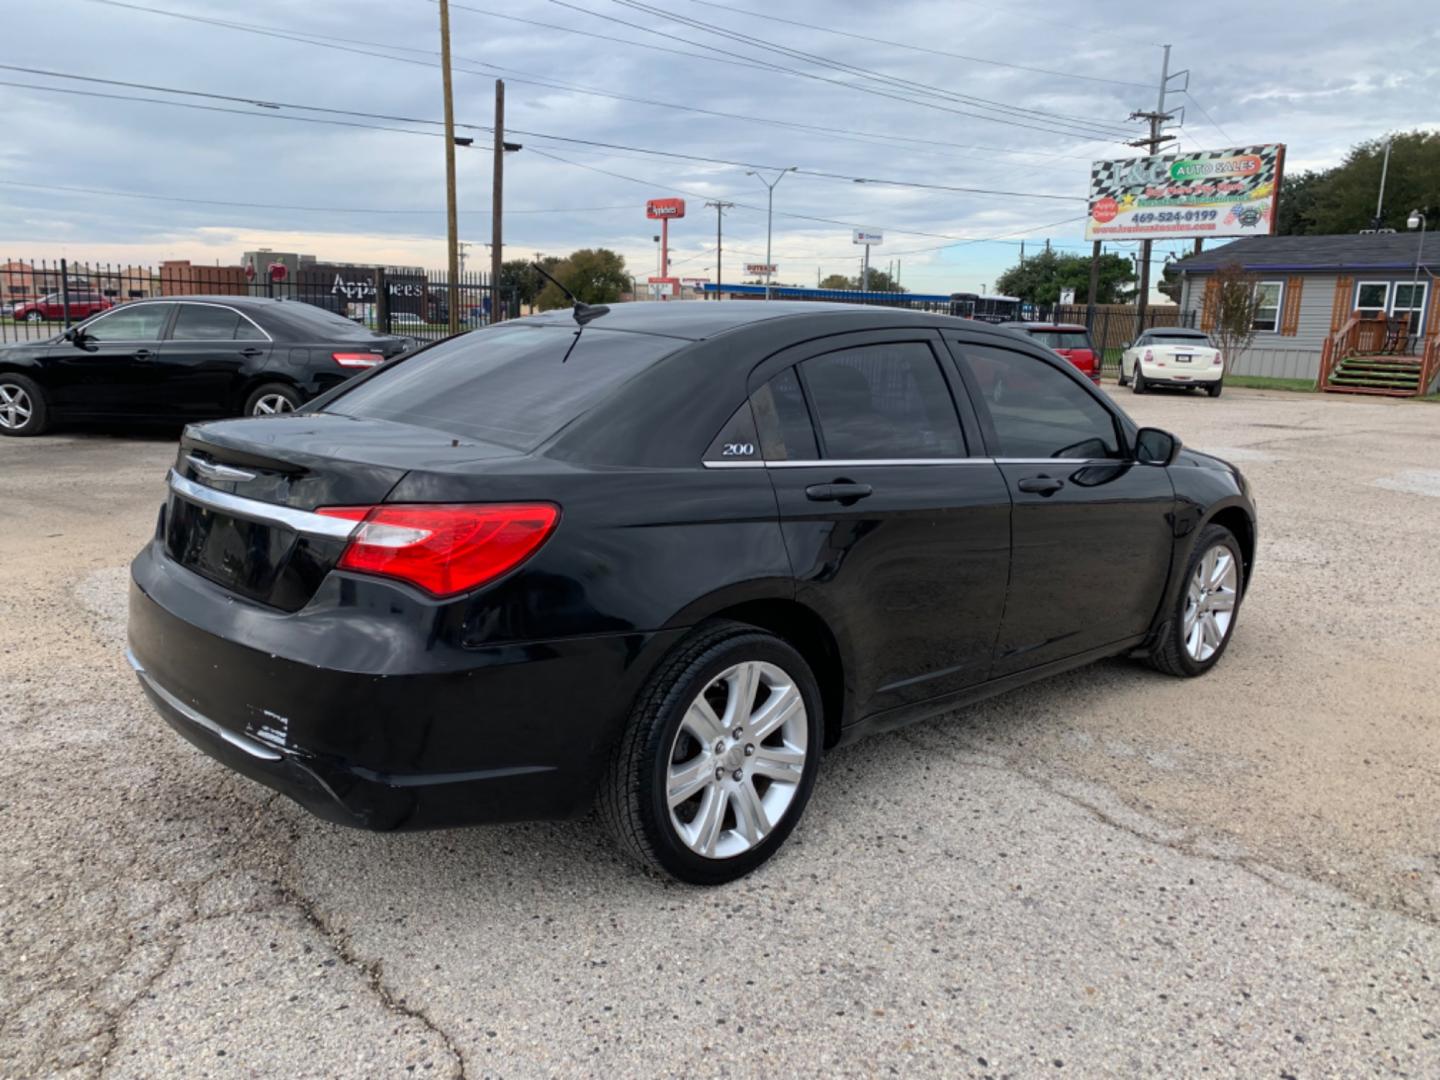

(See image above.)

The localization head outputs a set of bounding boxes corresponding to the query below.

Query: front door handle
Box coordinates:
[133,348,154,361]
[805,481,873,503]
[1017,475,1064,495]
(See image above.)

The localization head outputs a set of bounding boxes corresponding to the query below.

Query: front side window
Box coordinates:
[960,343,1120,460]
[1355,282,1389,317]
[1252,281,1282,332]
[798,342,963,459]
[80,303,172,342]
[172,305,242,341]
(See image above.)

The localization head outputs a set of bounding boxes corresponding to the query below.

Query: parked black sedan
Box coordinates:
[127,302,1255,883]
[0,296,413,436]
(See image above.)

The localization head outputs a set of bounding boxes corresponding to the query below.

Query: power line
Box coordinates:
[5,66,1085,203]
[601,0,1138,136]
[1182,90,1234,145]
[80,0,1099,165]
[0,179,631,216]
[684,0,1151,89]
[545,0,1136,141]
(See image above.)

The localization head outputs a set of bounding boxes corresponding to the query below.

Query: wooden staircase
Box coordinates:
[1318,315,1438,398]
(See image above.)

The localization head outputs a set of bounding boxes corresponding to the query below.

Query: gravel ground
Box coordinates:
[2,390,1438,1078]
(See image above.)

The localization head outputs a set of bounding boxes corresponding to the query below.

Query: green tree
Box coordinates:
[818,273,852,289]
[1275,131,1440,234]
[536,248,630,310]
[1209,262,1265,362]
[994,248,1135,304]
[499,257,560,307]
[817,269,905,291]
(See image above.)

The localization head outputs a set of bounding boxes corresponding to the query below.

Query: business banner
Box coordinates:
[1085,144,1285,241]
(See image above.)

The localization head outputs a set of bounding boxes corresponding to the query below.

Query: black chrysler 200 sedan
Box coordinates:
[0,296,413,436]
[127,301,1255,883]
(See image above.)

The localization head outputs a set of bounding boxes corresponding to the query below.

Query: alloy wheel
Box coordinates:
[666,660,808,859]
[251,393,295,416]
[1183,544,1238,662]
[0,383,33,430]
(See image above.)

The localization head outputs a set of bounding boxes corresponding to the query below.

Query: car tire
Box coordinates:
[1207,381,1223,398]
[24,311,43,323]
[0,373,50,437]
[243,383,303,417]
[1132,366,1147,394]
[1118,364,1130,388]
[1146,524,1244,678]
[599,619,824,885]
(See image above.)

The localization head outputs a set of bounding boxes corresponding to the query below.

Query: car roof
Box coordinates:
[518,299,987,342]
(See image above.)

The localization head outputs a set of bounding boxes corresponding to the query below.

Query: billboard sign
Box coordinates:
[646,276,680,297]
[745,263,777,276]
[646,198,686,220]
[680,276,710,284]
[1085,144,1285,241]
[852,229,883,245]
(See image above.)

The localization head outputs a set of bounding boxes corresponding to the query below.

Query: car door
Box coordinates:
[43,303,175,414]
[947,337,1176,677]
[159,303,272,416]
[751,330,1012,718]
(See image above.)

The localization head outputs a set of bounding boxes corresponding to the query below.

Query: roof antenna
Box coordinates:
[531,262,609,362]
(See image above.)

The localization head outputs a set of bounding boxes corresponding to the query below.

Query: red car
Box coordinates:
[1001,321,1101,384]
[12,292,114,322]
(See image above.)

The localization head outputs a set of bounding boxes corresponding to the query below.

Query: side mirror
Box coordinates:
[1134,427,1181,466]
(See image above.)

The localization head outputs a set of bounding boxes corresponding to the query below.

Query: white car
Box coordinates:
[1119,328,1224,397]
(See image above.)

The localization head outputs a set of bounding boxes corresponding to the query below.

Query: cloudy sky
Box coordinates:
[3,0,1437,296]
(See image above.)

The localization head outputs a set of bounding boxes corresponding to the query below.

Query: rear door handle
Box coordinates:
[1017,475,1064,495]
[240,347,264,358]
[805,482,873,503]
[133,348,154,361]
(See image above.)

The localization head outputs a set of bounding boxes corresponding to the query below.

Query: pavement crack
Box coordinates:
[274,883,470,1080]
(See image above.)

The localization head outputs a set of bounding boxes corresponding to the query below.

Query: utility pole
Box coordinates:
[1086,240,1101,329]
[704,200,733,300]
[457,240,470,275]
[491,79,505,323]
[1373,137,1392,229]
[896,259,901,291]
[438,0,460,336]
[746,167,796,300]
[1128,43,1176,338]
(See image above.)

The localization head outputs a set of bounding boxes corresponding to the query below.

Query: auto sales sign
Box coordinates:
[1085,144,1285,241]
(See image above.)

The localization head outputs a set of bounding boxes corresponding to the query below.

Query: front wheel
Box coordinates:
[600,621,823,884]
[1132,366,1147,394]
[1147,524,1244,677]
[0,373,50,436]
[24,311,43,323]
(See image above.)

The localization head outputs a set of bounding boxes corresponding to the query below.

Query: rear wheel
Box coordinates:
[600,620,823,884]
[1147,524,1244,677]
[1207,381,1223,398]
[244,383,302,417]
[0,373,49,436]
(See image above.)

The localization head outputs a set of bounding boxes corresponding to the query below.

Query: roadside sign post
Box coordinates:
[645,199,686,287]
[852,230,883,292]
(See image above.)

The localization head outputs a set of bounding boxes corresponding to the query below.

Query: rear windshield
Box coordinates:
[269,300,381,338]
[323,324,680,450]
[1146,332,1212,347]
[1028,330,1091,351]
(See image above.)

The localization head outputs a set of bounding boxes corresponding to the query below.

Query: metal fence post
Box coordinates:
[60,258,71,329]
[374,267,389,334]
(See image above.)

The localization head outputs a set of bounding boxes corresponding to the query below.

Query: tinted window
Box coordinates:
[800,342,962,459]
[751,367,817,461]
[234,316,267,341]
[324,325,678,450]
[962,344,1120,460]
[1143,332,1211,347]
[172,305,242,340]
[1028,330,1092,350]
[271,301,374,339]
[81,304,172,342]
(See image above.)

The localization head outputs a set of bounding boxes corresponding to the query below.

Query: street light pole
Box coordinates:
[1406,209,1426,349]
[491,78,505,323]
[746,167,796,300]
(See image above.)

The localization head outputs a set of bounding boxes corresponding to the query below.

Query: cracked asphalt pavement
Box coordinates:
[3,389,1439,1078]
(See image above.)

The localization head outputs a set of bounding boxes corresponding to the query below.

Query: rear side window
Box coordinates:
[751,367,818,461]
[1028,330,1092,351]
[172,305,242,341]
[324,325,679,450]
[800,342,963,459]
[960,343,1120,460]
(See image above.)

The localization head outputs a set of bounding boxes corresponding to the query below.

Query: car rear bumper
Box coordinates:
[128,539,683,830]
[1138,366,1222,386]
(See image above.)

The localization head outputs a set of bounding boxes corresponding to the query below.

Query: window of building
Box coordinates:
[1392,281,1428,334]
[1252,281,1283,332]
[1355,281,1390,318]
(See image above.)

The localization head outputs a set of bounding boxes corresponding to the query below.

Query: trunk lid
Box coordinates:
[165,413,521,610]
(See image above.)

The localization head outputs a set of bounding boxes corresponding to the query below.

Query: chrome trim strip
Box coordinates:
[185,454,257,482]
[126,648,284,762]
[703,456,1122,469]
[167,470,359,540]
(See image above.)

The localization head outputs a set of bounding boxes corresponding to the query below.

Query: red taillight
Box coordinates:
[332,351,384,369]
[1214,352,1224,366]
[316,503,559,597]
